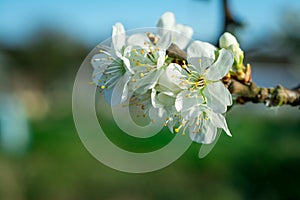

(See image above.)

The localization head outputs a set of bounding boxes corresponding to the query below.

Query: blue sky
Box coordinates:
[1,0,300,47]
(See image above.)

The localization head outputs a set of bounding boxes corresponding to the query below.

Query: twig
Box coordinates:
[166,44,300,107]
[228,80,300,107]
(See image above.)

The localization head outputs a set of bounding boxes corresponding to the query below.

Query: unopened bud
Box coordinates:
[219,32,239,48]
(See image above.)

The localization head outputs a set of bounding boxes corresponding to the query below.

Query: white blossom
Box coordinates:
[91,13,236,145]
[169,41,234,114]
[183,104,231,144]
[91,23,134,104]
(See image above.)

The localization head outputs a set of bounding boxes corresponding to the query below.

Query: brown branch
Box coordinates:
[228,80,300,107]
[166,44,300,108]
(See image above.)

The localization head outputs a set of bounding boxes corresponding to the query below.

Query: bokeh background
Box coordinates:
[1,0,300,199]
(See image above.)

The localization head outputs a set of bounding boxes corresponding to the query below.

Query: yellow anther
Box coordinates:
[132,78,137,82]
[205,117,209,121]
[141,49,145,55]
[185,93,189,98]
[182,132,186,135]
[99,49,103,53]
[107,57,111,61]
[100,85,105,89]
[155,47,160,51]
[136,61,146,66]
[163,123,167,127]
[132,49,137,53]
[198,58,202,63]
[175,122,184,133]
[182,60,188,69]
[140,73,145,78]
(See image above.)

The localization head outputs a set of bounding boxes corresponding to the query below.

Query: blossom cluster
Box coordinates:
[91,12,243,144]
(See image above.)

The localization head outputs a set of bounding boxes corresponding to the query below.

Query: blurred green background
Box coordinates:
[0,0,300,199]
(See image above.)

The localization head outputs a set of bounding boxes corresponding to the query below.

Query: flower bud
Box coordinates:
[219,32,244,65]
[219,32,239,48]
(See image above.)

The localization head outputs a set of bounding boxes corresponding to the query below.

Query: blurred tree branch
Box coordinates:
[222,0,243,34]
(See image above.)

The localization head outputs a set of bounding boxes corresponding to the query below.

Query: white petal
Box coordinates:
[157,50,166,68]
[158,107,166,118]
[122,46,135,74]
[219,32,238,48]
[111,77,125,105]
[166,63,187,89]
[91,53,112,70]
[157,30,172,50]
[112,23,126,53]
[187,41,217,59]
[109,72,132,105]
[198,129,221,158]
[123,45,132,55]
[187,57,214,75]
[186,105,207,119]
[157,93,175,106]
[175,93,183,112]
[131,70,163,95]
[157,69,181,93]
[157,12,176,34]
[203,81,232,113]
[172,24,193,49]
[121,56,134,74]
[91,54,112,84]
[175,91,204,112]
[148,107,164,126]
[210,112,232,137]
[189,119,217,144]
[151,89,163,108]
[206,49,233,80]
[120,72,132,103]
[127,33,150,48]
